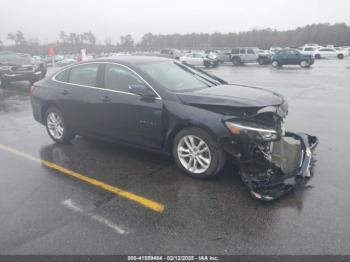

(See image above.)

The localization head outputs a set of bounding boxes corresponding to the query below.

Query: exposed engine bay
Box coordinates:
[222,103,318,201]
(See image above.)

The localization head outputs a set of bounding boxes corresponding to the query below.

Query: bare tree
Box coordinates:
[7,32,16,46]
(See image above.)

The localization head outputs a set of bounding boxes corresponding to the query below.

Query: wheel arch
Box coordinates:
[164,120,219,153]
[41,101,60,123]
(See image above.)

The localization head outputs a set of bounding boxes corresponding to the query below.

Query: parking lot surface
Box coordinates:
[1,59,350,254]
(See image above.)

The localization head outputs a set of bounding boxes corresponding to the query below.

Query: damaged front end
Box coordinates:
[239,132,318,201]
[223,104,318,201]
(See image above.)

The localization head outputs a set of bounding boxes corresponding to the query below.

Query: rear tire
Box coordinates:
[173,127,226,179]
[337,54,344,59]
[300,60,310,68]
[315,54,321,59]
[45,107,74,143]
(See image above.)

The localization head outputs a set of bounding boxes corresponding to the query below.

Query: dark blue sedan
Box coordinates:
[30,56,317,201]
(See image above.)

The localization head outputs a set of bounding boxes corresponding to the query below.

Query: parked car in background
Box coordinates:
[271,48,314,68]
[335,47,349,57]
[314,48,345,59]
[340,46,350,55]
[159,48,182,59]
[303,43,323,49]
[231,47,272,66]
[299,46,318,56]
[56,57,77,67]
[0,51,47,88]
[180,52,219,68]
[30,56,317,201]
[45,55,64,66]
[269,46,282,54]
[215,49,232,63]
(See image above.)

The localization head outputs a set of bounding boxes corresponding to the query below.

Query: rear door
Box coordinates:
[53,63,102,134]
[193,53,204,66]
[186,53,196,65]
[93,63,164,149]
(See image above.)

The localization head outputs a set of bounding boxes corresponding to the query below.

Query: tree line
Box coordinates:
[1,23,349,55]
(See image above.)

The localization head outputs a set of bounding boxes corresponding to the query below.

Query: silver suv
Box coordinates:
[231,47,272,66]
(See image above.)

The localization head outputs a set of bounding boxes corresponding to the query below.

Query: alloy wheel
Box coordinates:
[47,112,64,139]
[177,135,211,174]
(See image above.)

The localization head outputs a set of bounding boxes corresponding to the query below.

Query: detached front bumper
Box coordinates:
[240,132,318,201]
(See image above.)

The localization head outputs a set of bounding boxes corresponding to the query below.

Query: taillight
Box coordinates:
[30,85,37,96]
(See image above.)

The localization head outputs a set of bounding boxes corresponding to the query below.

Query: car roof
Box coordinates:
[91,55,172,65]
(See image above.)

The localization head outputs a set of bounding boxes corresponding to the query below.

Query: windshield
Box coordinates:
[0,53,33,65]
[139,61,221,92]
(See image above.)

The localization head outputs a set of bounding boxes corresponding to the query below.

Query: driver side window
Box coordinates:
[104,64,144,93]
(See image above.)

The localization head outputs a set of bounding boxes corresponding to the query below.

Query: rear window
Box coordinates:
[55,69,69,82]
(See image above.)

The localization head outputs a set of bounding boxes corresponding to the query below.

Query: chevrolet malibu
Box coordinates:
[30,56,318,201]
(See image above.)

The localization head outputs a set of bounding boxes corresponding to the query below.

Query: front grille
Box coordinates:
[11,65,35,73]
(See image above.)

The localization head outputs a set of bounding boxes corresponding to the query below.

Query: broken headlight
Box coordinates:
[225,121,278,141]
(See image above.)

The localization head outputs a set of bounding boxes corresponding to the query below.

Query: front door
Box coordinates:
[93,63,164,149]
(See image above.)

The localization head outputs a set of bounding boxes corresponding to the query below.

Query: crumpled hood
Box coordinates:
[177,84,284,108]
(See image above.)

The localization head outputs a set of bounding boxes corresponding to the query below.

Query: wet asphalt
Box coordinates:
[0,59,350,255]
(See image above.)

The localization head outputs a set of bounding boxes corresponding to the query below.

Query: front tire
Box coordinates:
[272,60,281,68]
[337,54,344,59]
[45,107,74,143]
[173,127,226,179]
[203,60,211,68]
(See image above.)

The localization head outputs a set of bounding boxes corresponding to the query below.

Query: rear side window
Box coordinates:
[104,64,144,93]
[69,64,99,87]
[55,69,69,82]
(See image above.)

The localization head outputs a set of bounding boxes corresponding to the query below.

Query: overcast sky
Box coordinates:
[1,0,349,44]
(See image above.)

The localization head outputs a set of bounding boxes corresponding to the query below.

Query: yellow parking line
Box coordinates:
[0,143,165,213]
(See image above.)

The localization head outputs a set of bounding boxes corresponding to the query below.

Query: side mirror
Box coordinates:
[128,84,156,98]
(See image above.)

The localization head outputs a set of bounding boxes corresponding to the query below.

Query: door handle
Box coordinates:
[61,89,69,95]
[100,95,111,102]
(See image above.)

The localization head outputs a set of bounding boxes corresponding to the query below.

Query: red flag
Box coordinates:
[48,46,55,57]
